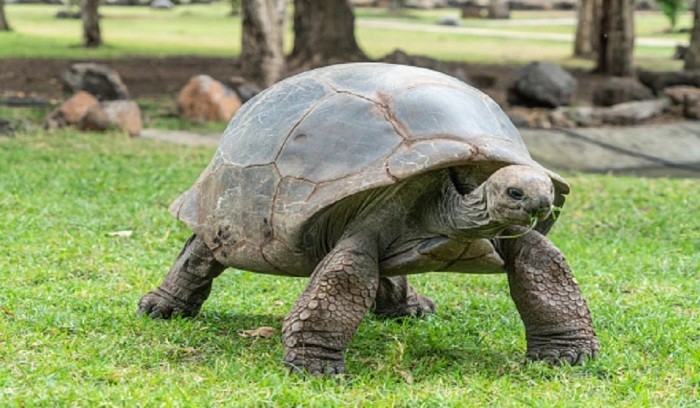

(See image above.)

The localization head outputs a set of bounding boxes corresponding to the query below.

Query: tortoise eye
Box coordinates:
[507,187,525,200]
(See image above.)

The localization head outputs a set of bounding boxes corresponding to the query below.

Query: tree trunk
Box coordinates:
[82,0,101,48]
[488,0,510,19]
[241,0,285,87]
[0,0,11,32]
[574,0,601,58]
[685,0,700,69]
[289,0,366,67]
[596,0,634,76]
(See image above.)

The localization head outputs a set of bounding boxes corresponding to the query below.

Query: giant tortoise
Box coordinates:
[139,63,598,375]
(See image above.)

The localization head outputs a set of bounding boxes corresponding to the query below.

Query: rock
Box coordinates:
[665,87,700,119]
[507,62,577,108]
[227,76,263,103]
[43,91,100,130]
[548,100,669,127]
[61,63,130,101]
[177,75,242,122]
[662,85,700,105]
[594,98,670,125]
[638,69,700,94]
[592,77,654,107]
[437,16,460,26]
[548,107,576,128]
[381,49,470,84]
[549,106,597,127]
[79,100,142,136]
[150,0,174,9]
[59,91,99,124]
[684,97,700,119]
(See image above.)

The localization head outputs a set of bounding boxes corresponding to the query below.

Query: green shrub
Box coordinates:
[655,0,686,30]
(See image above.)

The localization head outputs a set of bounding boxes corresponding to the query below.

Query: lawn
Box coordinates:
[0,130,698,406]
[0,3,692,69]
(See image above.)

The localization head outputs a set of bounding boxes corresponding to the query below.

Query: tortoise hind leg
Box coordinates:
[138,234,225,319]
[497,226,599,365]
[372,276,437,318]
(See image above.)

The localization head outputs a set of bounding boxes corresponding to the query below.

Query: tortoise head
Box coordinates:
[484,165,555,226]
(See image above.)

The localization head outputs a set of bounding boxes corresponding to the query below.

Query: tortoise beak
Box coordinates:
[523,197,553,221]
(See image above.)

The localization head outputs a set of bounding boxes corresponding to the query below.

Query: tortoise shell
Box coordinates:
[169,63,569,275]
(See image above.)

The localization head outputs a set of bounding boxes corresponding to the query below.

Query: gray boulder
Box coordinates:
[61,63,130,101]
[507,62,577,108]
[549,99,670,127]
[595,98,670,125]
[592,77,654,107]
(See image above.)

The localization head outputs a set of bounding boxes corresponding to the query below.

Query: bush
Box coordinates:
[655,0,686,30]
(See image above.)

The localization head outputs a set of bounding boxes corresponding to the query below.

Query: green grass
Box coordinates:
[0,4,691,69]
[0,130,698,406]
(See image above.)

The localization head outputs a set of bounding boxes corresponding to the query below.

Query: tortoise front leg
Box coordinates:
[282,235,379,375]
[497,227,599,365]
[138,234,225,319]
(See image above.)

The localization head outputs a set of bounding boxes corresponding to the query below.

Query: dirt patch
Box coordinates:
[0,56,684,125]
[0,57,240,101]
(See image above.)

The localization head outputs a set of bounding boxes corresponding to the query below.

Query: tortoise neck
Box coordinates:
[429,179,505,239]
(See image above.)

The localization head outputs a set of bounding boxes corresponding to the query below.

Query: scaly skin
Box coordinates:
[496,226,599,365]
[282,234,379,375]
[138,235,225,319]
[373,276,437,318]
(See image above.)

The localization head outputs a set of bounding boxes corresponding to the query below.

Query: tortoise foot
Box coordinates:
[373,276,437,319]
[374,292,437,318]
[526,329,599,366]
[137,288,201,319]
[283,347,345,376]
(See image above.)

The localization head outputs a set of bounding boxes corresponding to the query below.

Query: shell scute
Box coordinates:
[219,77,334,167]
[276,93,402,183]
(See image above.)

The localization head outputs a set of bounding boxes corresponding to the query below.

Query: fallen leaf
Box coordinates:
[238,326,276,338]
[107,230,133,238]
[1,308,14,317]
